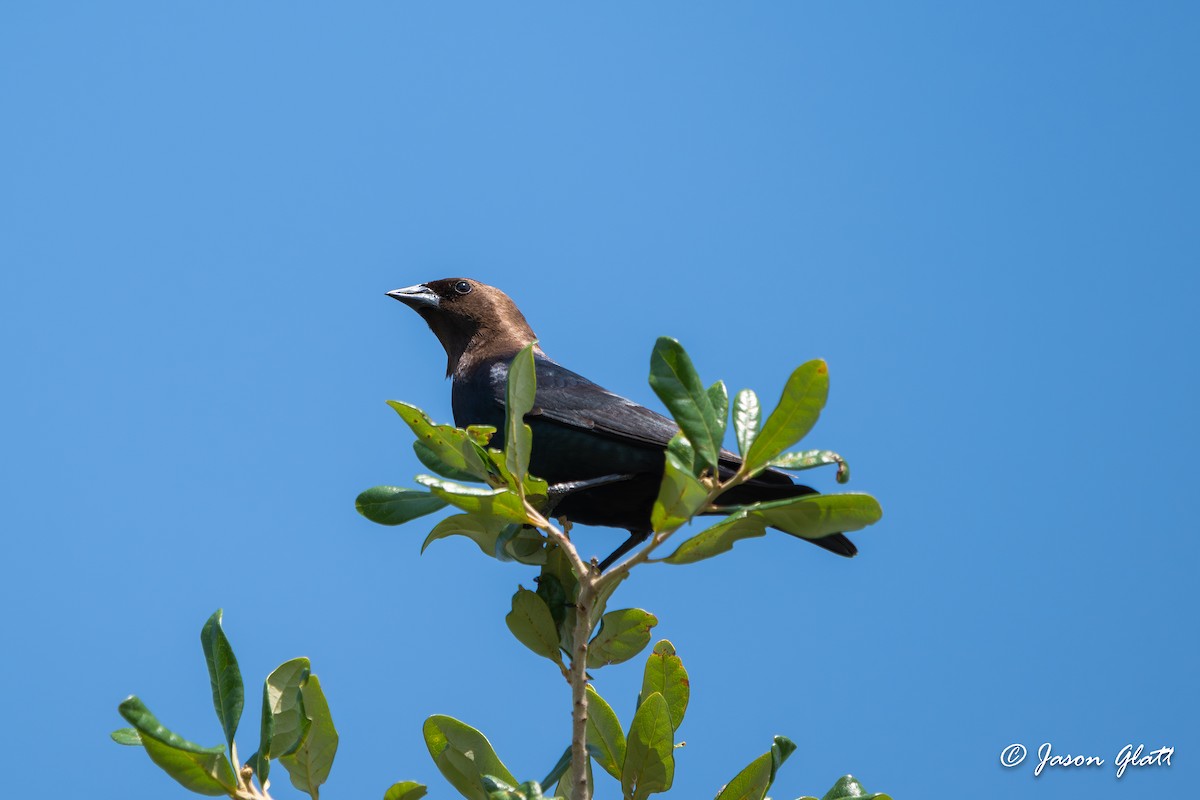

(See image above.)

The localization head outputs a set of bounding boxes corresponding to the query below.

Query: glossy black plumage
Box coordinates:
[388,277,857,564]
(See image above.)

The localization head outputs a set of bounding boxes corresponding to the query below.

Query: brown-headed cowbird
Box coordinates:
[388,277,856,569]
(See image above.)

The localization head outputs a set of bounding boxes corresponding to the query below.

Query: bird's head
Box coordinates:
[387,278,542,377]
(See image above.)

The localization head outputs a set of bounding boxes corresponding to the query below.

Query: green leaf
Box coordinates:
[423,715,517,800]
[554,758,592,800]
[541,746,573,791]
[356,486,449,525]
[665,431,695,476]
[768,449,850,483]
[493,523,548,565]
[118,696,237,796]
[482,774,521,798]
[540,541,580,595]
[585,685,626,781]
[280,673,339,800]
[714,752,771,800]
[732,389,761,458]
[466,424,497,444]
[110,727,142,746]
[820,775,892,800]
[119,696,225,755]
[246,750,268,786]
[414,440,486,482]
[247,678,274,783]
[265,657,312,757]
[754,493,882,539]
[506,586,564,665]
[587,608,658,669]
[516,780,546,799]
[714,736,795,800]
[662,511,767,565]
[769,736,797,781]
[248,654,310,784]
[535,573,569,635]
[648,337,723,473]
[522,473,551,505]
[638,641,689,732]
[384,781,429,800]
[621,692,674,800]
[650,447,708,533]
[743,360,829,475]
[680,493,880,557]
[505,343,537,494]
[140,737,238,796]
[707,380,729,444]
[423,512,511,557]
[199,609,243,753]
[416,475,530,523]
[389,401,493,482]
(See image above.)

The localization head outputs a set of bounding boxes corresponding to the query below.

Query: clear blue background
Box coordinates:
[2,3,1196,798]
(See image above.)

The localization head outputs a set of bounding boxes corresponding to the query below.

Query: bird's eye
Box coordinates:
[453,280,472,295]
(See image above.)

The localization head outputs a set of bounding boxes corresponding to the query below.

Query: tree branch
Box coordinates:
[525,504,599,800]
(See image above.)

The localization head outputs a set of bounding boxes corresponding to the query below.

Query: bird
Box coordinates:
[387,277,856,570]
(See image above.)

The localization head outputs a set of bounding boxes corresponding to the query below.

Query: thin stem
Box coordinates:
[597,468,751,588]
[525,507,588,578]
[569,574,597,800]
[525,502,599,800]
[232,764,274,800]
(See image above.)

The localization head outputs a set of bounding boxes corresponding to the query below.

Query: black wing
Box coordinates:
[527,356,680,448]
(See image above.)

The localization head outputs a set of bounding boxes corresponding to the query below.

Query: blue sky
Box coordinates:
[2,3,1196,799]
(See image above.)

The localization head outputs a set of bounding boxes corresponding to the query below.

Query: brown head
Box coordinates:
[387,278,544,378]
